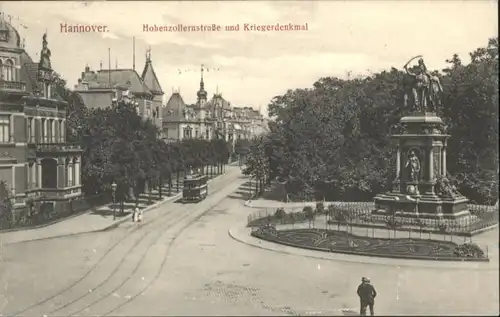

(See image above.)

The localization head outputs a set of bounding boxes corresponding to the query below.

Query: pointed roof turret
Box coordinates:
[141,47,164,95]
[197,64,207,102]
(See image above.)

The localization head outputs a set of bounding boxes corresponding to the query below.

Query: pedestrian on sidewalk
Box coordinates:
[137,204,143,222]
[132,204,139,222]
[357,277,377,316]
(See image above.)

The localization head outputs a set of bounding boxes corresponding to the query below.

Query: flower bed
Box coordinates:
[251,228,489,261]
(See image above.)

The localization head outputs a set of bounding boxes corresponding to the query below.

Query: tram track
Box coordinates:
[11,193,184,316]
[9,168,243,317]
[64,171,245,317]
[51,212,187,316]
[101,196,226,316]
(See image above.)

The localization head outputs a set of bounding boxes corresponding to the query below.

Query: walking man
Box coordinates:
[357,277,377,316]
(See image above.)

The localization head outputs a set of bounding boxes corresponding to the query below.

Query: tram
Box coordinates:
[182,169,209,203]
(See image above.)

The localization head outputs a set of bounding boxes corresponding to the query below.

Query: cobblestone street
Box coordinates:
[1,169,498,316]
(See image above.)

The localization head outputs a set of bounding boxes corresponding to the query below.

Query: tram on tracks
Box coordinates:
[182,169,208,203]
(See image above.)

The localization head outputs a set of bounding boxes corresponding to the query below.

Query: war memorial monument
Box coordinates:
[373,56,471,222]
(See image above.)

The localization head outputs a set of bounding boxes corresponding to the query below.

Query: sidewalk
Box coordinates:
[0,187,181,245]
[0,171,228,245]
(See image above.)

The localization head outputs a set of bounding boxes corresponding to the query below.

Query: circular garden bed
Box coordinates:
[251,226,489,262]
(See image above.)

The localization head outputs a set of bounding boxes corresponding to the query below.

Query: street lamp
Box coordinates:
[111,181,117,220]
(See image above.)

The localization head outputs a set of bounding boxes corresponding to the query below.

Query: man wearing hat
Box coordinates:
[357,277,377,316]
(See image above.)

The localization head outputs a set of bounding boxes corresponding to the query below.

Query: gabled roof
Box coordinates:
[163,92,187,121]
[141,60,163,95]
[166,92,186,109]
[93,69,152,95]
[208,94,231,110]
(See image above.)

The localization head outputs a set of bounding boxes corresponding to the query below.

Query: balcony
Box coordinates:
[0,80,27,92]
[36,143,83,154]
[25,186,82,199]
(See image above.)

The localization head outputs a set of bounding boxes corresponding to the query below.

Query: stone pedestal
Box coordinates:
[373,112,470,220]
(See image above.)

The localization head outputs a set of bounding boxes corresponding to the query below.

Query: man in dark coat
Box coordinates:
[357,277,377,316]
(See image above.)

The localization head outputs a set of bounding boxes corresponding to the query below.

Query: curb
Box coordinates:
[249,230,489,262]
[1,192,184,245]
[96,191,183,232]
[1,173,227,245]
[0,186,184,234]
[228,227,497,270]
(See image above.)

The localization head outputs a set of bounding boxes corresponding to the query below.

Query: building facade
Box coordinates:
[162,66,268,147]
[74,50,164,134]
[0,17,82,219]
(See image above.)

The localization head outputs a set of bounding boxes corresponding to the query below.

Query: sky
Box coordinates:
[1,1,498,116]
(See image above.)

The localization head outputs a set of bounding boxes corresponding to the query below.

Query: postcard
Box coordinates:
[0,1,498,316]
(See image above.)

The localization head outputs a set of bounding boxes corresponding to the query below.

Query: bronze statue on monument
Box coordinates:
[373,54,470,222]
[403,56,443,113]
[405,150,421,182]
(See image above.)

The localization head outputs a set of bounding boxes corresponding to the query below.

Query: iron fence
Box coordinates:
[0,192,110,231]
[247,203,499,238]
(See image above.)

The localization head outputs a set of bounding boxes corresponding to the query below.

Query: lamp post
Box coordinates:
[111,181,117,220]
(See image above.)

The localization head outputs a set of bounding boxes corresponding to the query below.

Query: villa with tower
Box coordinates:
[162,65,269,148]
[0,16,82,221]
[74,47,164,135]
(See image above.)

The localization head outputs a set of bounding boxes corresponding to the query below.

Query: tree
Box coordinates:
[0,180,13,229]
[243,136,269,195]
[303,205,315,229]
[258,37,498,204]
[440,37,499,204]
[234,138,252,165]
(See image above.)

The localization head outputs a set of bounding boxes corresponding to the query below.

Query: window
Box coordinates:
[41,119,46,143]
[41,159,57,188]
[47,119,53,143]
[44,83,50,98]
[27,162,37,189]
[66,158,74,187]
[27,117,33,143]
[5,59,14,81]
[0,116,10,143]
[30,162,37,189]
[59,120,64,142]
[5,60,14,81]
